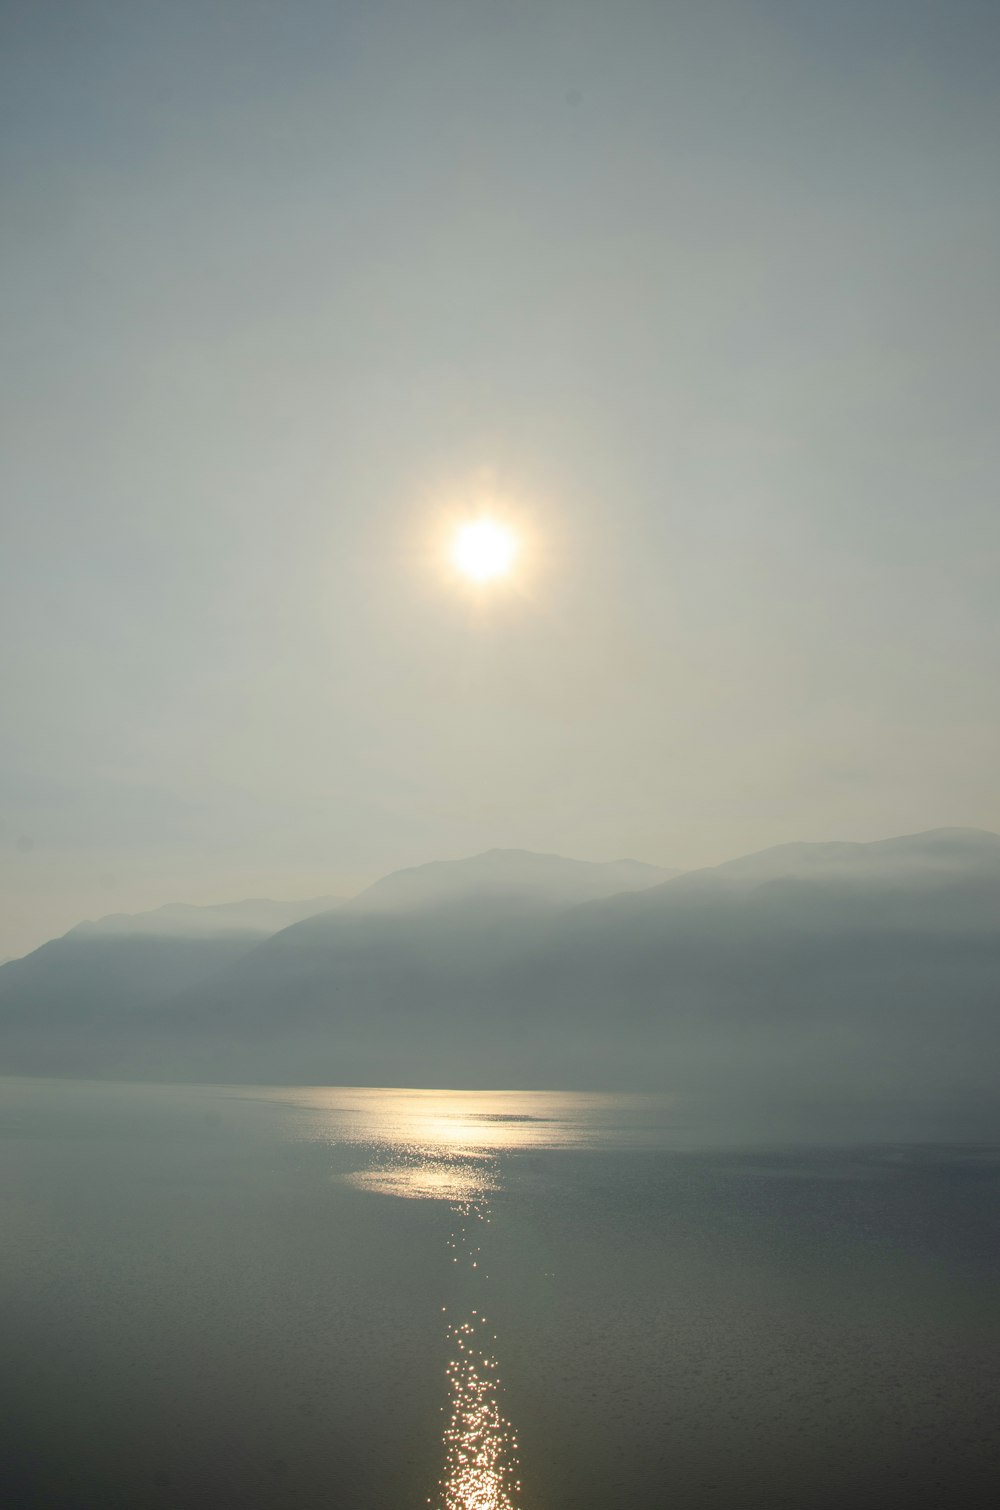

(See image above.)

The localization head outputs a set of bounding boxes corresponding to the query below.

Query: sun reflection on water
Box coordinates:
[437,1307,521,1510]
[430,1191,521,1510]
[267,1090,535,1508]
[206,1086,688,1506]
[343,1159,497,1202]
[223,1086,667,1509]
[348,1159,523,1507]
[230,1084,648,1156]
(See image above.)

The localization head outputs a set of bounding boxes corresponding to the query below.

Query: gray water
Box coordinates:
[1,1079,998,1510]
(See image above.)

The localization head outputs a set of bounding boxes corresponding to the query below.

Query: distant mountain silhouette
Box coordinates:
[146,850,679,1051]
[340,849,677,915]
[73,896,343,939]
[0,895,338,1073]
[515,827,1000,1102]
[3,833,1000,1129]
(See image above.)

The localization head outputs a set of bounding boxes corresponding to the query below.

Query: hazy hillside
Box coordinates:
[508,827,1000,1094]
[0,894,339,1073]
[341,849,677,915]
[132,830,1000,1113]
[151,850,679,1039]
[73,896,343,940]
[0,851,676,1077]
[4,833,1000,1126]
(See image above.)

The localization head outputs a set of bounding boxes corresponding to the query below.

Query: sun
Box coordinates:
[451,518,518,584]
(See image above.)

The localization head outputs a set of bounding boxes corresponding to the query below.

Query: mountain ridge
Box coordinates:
[3,830,999,1121]
[69,895,343,942]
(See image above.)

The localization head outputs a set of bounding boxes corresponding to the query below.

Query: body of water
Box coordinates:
[1,1078,998,1508]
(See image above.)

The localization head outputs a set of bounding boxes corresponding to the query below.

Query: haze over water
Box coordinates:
[3,1077,998,1510]
[4,4,1000,1506]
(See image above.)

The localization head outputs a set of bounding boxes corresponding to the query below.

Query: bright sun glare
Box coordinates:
[451,518,518,584]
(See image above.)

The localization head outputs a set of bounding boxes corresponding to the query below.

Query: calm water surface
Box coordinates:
[1,1079,998,1509]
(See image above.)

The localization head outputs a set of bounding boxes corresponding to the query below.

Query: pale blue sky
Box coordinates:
[3,0,999,954]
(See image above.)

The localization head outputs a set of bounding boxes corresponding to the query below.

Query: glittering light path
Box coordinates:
[326,1090,560,1508]
[434,1192,522,1510]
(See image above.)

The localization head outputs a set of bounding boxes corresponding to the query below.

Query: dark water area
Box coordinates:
[1,1080,998,1510]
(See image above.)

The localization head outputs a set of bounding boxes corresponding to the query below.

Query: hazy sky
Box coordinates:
[3,0,999,956]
